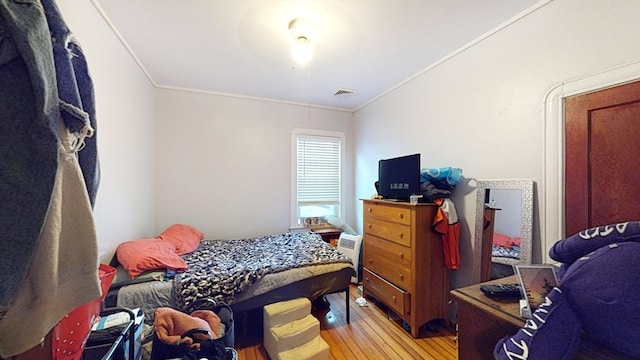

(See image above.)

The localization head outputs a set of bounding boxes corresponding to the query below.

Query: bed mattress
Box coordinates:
[116,262,353,321]
[114,232,355,320]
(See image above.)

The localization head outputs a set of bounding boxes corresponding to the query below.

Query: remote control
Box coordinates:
[480,283,522,298]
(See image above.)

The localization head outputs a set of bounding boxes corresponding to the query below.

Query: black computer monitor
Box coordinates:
[377,153,421,201]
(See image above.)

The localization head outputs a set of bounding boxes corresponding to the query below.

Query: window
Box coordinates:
[291,129,344,227]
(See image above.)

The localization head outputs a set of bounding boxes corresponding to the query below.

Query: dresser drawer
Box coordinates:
[364,202,412,225]
[363,268,411,315]
[364,219,411,247]
[364,235,412,290]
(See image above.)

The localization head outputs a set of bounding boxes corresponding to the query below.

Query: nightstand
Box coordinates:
[311,227,342,246]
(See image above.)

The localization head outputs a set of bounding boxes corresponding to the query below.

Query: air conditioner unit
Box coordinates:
[336,233,362,284]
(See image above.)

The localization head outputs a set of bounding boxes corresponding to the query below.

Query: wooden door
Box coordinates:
[564,80,640,236]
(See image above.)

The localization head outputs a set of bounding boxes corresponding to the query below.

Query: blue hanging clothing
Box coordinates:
[420,167,462,187]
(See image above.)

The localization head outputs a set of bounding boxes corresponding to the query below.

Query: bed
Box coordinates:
[106,229,355,324]
[491,232,521,260]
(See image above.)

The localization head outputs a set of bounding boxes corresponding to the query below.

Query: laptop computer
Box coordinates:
[514,264,559,318]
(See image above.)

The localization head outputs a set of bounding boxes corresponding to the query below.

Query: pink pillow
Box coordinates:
[493,232,515,248]
[157,224,204,255]
[117,238,187,278]
[511,236,521,246]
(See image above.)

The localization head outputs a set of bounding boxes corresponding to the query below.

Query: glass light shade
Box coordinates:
[292,37,312,65]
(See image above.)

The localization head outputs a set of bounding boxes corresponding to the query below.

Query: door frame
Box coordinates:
[542,61,640,263]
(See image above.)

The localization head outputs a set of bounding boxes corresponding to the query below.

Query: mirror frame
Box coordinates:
[473,179,534,282]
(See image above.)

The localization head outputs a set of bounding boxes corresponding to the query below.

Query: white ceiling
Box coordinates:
[93,0,541,111]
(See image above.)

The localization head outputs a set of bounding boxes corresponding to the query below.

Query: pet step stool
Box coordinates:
[278,335,330,360]
[263,298,329,360]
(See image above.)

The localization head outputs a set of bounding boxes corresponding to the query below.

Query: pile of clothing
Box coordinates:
[419,167,462,202]
[421,167,463,271]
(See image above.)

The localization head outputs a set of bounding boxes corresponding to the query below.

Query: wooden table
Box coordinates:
[311,227,342,246]
[450,276,633,360]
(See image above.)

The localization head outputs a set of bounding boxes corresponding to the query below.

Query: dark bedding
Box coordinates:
[492,243,521,259]
[174,232,353,310]
[109,231,355,323]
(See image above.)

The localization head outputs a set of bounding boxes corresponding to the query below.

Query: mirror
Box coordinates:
[473,179,534,282]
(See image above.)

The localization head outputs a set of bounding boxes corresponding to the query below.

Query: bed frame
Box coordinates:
[229,265,352,323]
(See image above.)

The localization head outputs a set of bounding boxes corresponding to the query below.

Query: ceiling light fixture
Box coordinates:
[288,18,314,66]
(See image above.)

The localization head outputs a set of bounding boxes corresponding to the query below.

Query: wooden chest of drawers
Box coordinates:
[362,199,449,338]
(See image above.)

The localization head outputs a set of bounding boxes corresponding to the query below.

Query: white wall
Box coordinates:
[57,1,354,261]
[58,0,157,263]
[353,0,640,288]
[58,0,639,278]
[153,89,354,239]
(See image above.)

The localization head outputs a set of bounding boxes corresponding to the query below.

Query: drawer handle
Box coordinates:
[399,252,404,260]
[399,274,404,281]
[368,259,373,265]
[368,224,373,229]
[398,233,404,239]
[398,213,403,219]
[392,296,397,303]
[368,208,372,213]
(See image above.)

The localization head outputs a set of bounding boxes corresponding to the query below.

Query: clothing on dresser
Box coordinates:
[433,198,461,270]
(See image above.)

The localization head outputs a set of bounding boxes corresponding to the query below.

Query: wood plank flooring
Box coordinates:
[234,284,458,360]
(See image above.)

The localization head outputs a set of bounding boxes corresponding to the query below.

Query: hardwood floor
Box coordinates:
[234,284,458,360]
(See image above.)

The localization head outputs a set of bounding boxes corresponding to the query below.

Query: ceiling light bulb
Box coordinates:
[292,39,312,65]
[288,18,314,65]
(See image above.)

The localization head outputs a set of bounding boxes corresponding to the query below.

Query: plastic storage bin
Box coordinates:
[51,264,117,360]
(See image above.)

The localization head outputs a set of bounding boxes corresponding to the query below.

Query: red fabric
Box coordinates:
[117,238,187,278]
[493,232,514,247]
[51,264,116,360]
[512,236,521,246]
[433,199,461,270]
[483,212,492,229]
[493,232,521,247]
[157,224,204,255]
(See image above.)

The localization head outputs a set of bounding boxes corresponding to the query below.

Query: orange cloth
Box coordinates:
[433,198,461,270]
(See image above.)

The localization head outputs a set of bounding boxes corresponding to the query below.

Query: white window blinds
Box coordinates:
[296,135,341,206]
